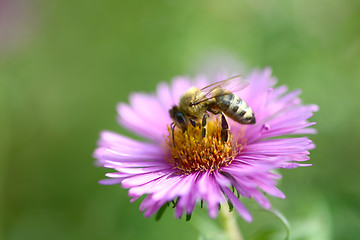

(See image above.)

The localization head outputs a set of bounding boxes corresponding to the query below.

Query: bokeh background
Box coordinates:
[1,0,359,239]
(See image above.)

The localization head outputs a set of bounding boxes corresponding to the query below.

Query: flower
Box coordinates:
[94,68,317,222]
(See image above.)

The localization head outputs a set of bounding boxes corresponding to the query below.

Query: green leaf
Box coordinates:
[227,200,234,212]
[155,203,168,221]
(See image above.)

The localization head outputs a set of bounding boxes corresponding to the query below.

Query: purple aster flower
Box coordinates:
[94,68,317,222]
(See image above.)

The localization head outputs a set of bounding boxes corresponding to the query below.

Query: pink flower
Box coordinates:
[94,68,317,222]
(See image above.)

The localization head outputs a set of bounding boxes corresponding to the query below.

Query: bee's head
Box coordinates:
[169,106,188,131]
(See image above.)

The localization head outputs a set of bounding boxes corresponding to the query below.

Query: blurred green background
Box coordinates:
[1,0,359,239]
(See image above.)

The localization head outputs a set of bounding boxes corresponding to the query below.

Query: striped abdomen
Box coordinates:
[216,92,256,124]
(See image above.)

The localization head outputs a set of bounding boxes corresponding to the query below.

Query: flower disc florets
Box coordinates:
[166,118,244,175]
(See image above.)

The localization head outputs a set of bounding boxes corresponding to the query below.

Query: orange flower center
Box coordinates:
[165,118,245,175]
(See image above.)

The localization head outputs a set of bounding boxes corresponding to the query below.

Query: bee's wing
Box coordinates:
[191,75,249,106]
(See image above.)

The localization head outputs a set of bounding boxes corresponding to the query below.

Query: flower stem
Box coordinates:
[267,208,290,240]
[219,203,243,240]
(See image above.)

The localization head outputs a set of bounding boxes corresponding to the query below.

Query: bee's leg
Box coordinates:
[189,118,197,127]
[220,112,230,142]
[201,114,209,138]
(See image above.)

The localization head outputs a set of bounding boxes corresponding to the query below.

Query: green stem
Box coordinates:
[219,204,243,240]
[267,208,290,240]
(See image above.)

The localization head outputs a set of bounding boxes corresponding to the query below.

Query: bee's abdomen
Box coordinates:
[217,93,255,124]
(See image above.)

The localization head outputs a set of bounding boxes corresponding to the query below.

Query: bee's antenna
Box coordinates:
[170,122,176,147]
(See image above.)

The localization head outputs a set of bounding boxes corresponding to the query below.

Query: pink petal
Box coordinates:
[171,77,191,104]
[117,103,167,142]
[157,82,176,112]
[222,187,253,222]
[121,170,171,188]
[197,172,224,218]
[98,178,124,185]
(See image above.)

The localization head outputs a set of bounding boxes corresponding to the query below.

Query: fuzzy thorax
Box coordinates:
[166,118,244,175]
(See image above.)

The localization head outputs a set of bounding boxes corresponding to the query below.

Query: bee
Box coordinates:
[169,75,255,144]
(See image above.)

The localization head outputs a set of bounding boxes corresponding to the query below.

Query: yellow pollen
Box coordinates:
[165,118,244,175]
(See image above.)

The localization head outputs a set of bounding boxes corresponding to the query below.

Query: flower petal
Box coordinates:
[198,172,224,218]
[222,187,252,222]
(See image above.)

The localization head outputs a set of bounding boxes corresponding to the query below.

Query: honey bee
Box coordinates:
[169,75,255,144]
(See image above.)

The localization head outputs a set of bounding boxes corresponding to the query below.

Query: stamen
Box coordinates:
[166,118,245,175]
